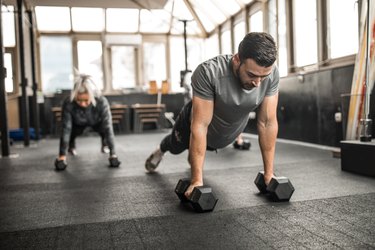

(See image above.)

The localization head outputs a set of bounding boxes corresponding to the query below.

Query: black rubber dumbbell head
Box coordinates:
[175,178,190,203]
[175,178,218,212]
[189,186,218,212]
[254,171,267,193]
[109,157,121,167]
[55,159,67,171]
[233,140,251,150]
[266,177,295,201]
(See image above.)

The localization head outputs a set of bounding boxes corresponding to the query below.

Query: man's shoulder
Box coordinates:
[195,55,232,80]
[200,55,232,69]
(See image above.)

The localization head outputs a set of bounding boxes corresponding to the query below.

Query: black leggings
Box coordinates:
[160,101,215,154]
[60,123,115,156]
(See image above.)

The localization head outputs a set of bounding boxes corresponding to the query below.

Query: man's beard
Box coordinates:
[236,68,255,91]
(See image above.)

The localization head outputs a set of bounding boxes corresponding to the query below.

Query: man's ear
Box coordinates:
[233,53,240,66]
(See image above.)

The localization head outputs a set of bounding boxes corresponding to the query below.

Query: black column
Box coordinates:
[17,0,30,146]
[0,0,10,156]
[27,10,40,140]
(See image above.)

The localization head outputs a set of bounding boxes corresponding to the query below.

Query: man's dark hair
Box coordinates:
[238,32,277,67]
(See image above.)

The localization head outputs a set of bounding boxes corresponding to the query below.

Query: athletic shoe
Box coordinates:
[145,148,164,172]
[101,145,110,154]
[233,140,251,150]
[68,147,77,156]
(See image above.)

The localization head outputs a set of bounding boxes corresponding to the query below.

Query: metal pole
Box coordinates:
[364,0,371,119]
[360,0,373,142]
[27,10,40,140]
[0,0,11,156]
[17,0,30,146]
[183,20,188,72]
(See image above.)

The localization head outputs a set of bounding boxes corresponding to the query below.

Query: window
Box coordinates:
[71,8,104,32]
[328,0,358,59]
[170,37,185,92]
[190,0,227,25]
[39,36,73,93]
[249,10,263,32]
[35,6,71,32]
[277,0,288,76]
[221,29,232,54]
[4,53,14,93]
[204,33,220,61]
[140,10,170,33]
[143,42,167,87]
[211,0,241,16]
[2,5,15,47]
[169,37,205,92]
[234,21,246,53]
[187,38,205,73]
[106,8,139,33]
[191,5,216,32]
[293,0,318,66]
[268,0,277,40]
[77,41,104,90]
[268,0,288,77]
[111,46,137,89]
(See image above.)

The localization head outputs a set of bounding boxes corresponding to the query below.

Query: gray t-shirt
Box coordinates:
[191,54,279,149]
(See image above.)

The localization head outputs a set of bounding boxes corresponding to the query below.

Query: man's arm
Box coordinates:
[185,96,214,197]
[257,93,279,185]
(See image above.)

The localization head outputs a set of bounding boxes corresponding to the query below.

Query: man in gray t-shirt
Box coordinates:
[145,32,279,199]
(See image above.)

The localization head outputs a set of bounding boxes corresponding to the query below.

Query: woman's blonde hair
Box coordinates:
[70,72,101,106]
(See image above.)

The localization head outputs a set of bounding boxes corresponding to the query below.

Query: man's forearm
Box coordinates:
[188,127,207,185]
[257,120,278,176]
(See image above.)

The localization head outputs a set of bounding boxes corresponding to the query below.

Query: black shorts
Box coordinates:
[160,101,216,154]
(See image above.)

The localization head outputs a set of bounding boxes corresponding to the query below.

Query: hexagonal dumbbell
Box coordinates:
[109,156,121,167]
[175,178,218,212]
[254,171,295,201]
[54,159,67,171]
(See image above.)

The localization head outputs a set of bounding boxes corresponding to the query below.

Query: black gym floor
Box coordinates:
[0,131,374,249]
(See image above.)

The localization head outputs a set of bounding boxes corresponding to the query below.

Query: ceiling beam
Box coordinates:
[25,0,168,9]
[182,0,207,37]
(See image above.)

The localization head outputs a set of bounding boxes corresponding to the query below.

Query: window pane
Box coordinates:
[204,34,219,61]
[328,0,358,58]
[35,6,71,32]
[169,37,205,92]
[234,21,246,52]
[170,37,185,92]
[293,0,317,66]
[2,5,15,47]
[72,8,104,32]
[190,0,227,25]
[268,0,277,40]
[143,42,166,87]
[187,38,205,73]
[169,0,193,20]
[192,6,216,32]
[111,46,137,89]
[211,0,241,16]
[106,8,139,33]
[140,10,170,33]
[4,53,13,92]
[249,11,263,32]
[221,29,232,54]
[40,36,73,93]
[278,0,288,76]
[77,41,103,89]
